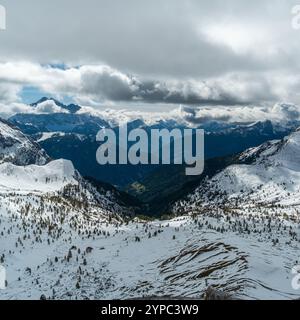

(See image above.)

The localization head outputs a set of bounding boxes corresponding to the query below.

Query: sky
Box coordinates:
[1,0,300,119]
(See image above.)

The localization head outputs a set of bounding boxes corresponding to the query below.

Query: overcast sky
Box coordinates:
[1,0,300,118]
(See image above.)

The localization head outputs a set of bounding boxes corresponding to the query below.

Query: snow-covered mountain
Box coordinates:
[0,117,138,216]
[0,119,49,165]
[10,112,109,135]
[30,97,81,114]
[174,129,300,219]
[175,128,300,211]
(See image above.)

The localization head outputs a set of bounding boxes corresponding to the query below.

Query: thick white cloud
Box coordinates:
[0,102,31,118]
[33,100,68,114]
[0,82,20,104]
[180,103,300,125]
[0,1,300,116]
[73,102,300,127]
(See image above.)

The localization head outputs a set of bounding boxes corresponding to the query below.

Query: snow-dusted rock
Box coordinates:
[0,119,49,166]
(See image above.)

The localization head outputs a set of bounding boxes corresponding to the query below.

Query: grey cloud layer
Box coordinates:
[0,0,299,77]
[0,62,292,109]
[0,0,300,111]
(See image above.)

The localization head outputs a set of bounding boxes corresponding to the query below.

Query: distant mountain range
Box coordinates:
[8,98,298,194]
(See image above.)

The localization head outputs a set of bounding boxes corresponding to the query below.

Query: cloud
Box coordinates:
[0,82,20,104]
[0,102,31,119]
[271,102,300,120]
[79,66,137,101]
[179,103,300,125]
[74,102,300,128]
[33,100,68,114]
[180,106,231,124]
[0,0,299,78]
[0,1,300,113]
[1,62,299,109]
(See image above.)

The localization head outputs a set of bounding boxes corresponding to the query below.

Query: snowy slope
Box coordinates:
[176,129,300,210]
[0,119,49,165]
[0,214,299,300]
[0,159,77,193]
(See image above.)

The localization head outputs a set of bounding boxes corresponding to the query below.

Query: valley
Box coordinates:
[0,99,300,300]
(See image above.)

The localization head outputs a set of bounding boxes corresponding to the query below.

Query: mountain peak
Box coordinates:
[31,97,81,114]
